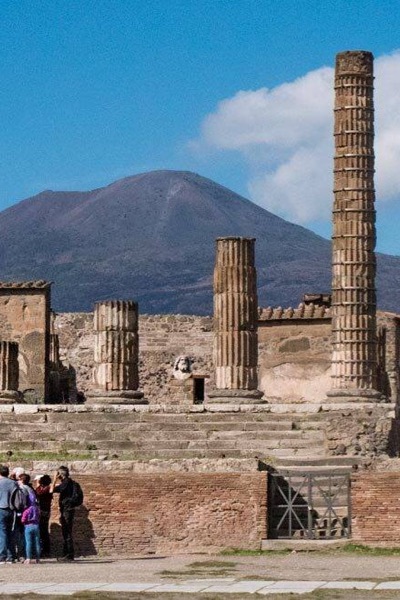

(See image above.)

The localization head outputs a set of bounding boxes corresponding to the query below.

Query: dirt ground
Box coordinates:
[1,550,399,583]
[1,550,400,597]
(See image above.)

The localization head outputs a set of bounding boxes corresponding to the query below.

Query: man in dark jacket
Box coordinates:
[50,466,75,561]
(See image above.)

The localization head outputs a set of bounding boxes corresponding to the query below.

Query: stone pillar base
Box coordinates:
[206,389,266,404]
[326,389,384,402]
[86,390,147,405]
[0,390,22,404]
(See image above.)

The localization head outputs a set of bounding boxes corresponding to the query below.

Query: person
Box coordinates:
[50,466,76,561]
[11,473,32,562]
[10,467,25,481]
[21,485,40,564]
[0,465,18,564]
[34,475,52,557]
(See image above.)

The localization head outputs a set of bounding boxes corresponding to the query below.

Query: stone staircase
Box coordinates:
[0,409,327,462]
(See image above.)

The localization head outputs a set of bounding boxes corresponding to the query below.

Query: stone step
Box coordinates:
[274,456,360,468]
[0,426,321,444]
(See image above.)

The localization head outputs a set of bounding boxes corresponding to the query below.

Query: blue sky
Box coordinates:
[2,1,400,254]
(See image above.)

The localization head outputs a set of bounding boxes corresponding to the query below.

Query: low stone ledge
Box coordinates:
[0,401,396,415]
[206,403,240,412]
[13,404,39,414]
[8,457,260,474]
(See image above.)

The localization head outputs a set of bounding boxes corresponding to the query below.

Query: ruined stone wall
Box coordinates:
[48,471,267,555]
[258,313,400,404]
[54,313,214,403]
[258,320,331,403]
[0,286,50,400]
[54,311,399,405]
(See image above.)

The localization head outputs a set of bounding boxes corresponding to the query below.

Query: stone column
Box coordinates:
[329,50,381,400]
[207,237,263,403]
[0,341,20,402]
[88,300,146,404]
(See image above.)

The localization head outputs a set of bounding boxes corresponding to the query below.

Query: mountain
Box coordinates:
[0,170,399,314]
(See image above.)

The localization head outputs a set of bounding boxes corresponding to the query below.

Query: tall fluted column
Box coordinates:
[207,237,263,404]
[0,341,20,403]
[88,300,146,404]
[329,50,381,400]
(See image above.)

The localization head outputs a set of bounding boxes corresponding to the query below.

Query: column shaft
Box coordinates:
[0,341,19,402]
[208,237,263,403]
[89,300,145,404]
[93,300,138,391]
[330,50,379,398]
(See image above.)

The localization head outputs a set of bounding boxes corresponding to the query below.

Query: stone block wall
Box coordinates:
[258,313,400,404]
[54,313,214,403]
[0,283,51,401]
[258,320,331,403]
[48,471,267,556]
[54,310,400,405]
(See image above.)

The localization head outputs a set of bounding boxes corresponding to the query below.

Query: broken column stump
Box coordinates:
[87,300,146,404]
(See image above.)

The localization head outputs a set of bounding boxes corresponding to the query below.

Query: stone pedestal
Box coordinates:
[207,237,264,404]
[329,50,380,401]
[169,377,196,405]
[0,341,20,403]
[87,300,146,404]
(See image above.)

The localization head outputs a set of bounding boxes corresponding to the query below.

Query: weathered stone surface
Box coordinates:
[93,301,139,392]
[208,237,262,403]
[89,300,145,404]
[0,341,18,392]
[331,51,379,397]
[0,282,51,401]
[55,313,214,404]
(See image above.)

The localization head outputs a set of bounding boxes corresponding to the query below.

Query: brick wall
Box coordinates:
[48,472,267,556]
[352,471,400,542]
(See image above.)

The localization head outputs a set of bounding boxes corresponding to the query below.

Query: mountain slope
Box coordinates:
[0,170,399,314]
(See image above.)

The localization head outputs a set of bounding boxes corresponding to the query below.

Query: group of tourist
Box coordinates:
[0,465,82,564]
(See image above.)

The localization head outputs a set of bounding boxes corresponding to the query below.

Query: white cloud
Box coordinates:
[195,51,400,224]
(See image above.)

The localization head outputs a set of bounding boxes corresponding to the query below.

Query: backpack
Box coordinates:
[10,486,28,512]
[70,480,84,508]
[21,502,40,524]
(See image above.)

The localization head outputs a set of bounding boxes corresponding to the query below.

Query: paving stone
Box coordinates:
[375,581,400,589]
[0,583,54,594]
[97,583,159,592]
[150,583,213,592]
[188,578,237,583]
[258,581,326,595]
[205,581,275,593]
[321,581,376,589]
[38,582,106,595]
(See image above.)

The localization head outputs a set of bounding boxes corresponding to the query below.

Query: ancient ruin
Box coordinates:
[0,341,19,402]
[207,237,263,403]
[0,281,51,401]
[329,51,380,400]
[0,49,399,554]
[87,300,145,404]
